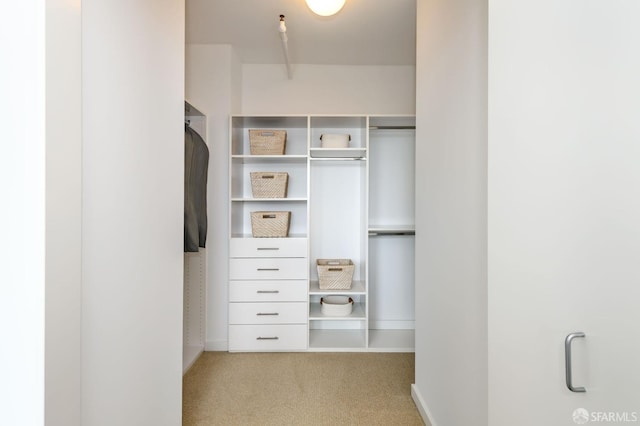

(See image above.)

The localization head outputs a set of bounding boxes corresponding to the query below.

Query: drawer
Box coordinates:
[229,302,307,325]
[229,258,307,280]
[228,324,307,352]
[229,280,308,302]
[230,237,307,258]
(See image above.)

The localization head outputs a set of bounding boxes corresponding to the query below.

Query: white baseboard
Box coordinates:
[205,339,228,351]
[411,384,436,426]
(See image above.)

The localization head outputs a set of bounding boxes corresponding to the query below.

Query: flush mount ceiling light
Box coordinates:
[305,0,346,16]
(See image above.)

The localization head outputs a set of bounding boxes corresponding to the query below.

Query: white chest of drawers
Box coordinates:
[228,237,308,351]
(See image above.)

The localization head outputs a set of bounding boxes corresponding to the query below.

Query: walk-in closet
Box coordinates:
[184,0,418,361]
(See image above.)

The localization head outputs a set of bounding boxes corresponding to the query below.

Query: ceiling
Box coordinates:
[186,0,416,66]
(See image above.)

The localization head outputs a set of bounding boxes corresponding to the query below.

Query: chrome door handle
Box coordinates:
[565,332,586,392]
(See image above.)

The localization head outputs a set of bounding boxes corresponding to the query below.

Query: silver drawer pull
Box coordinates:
[256,312,279,316]
[257,290,280,294]
[257,247,279,251]
[565,332,587,392]
[257,336,279,340]
[257,268,279,271]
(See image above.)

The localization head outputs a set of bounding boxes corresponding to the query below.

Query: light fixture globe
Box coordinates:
[305,0,346,16]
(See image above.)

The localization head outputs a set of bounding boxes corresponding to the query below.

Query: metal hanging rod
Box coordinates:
[309,157,366,161]
[368,231,415,236]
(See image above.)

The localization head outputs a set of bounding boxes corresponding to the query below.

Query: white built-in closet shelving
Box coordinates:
[228,115,415,352]
[367,116,416,351]
[183,101,207,373]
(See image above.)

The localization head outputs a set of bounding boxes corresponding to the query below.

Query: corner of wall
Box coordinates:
[205,340,229,352]
[414,0,488,424]
[411,384,435,426]
[230,47,243,113]
[45,1,82,424]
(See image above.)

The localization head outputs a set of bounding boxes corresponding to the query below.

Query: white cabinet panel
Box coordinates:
[230,238,307,258]
[229,258,307,280]
[228,325,308,351]
[229,280,308,302]
[229,302,307,325]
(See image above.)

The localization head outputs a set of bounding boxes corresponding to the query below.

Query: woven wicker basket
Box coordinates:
[250,172,288,198]
[320,296,354,316]
[249,129,286,155]
[317,259,354,290]
[250,211,291,238]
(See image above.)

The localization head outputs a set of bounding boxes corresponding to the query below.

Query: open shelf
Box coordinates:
[368,330,415,352]
[310,148,366,159]
[230,232,308,239]
[231,115,308,156]
[231,155,307,163]
[308,329,367,351]
[309,280,366,295]
[309,302,366,321]
[231,201,307,237]
[231,198,308,202]
[368,224,415,235]
[369,115,416,130]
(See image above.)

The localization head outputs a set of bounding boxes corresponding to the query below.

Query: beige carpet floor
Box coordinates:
[183,352,424,426]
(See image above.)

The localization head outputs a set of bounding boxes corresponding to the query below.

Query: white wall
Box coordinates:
[45,0,82,425]
[231,49,243,114]
[82,1,185,425]
[185,44,241,350]
[0,3,46,425]
[413,0,488,425]
[242,64,415,115]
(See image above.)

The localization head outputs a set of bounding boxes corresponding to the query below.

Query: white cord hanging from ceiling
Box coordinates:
[279,15,293,80]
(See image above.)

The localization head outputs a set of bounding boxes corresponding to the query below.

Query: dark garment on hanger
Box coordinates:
[184,123,209,252]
